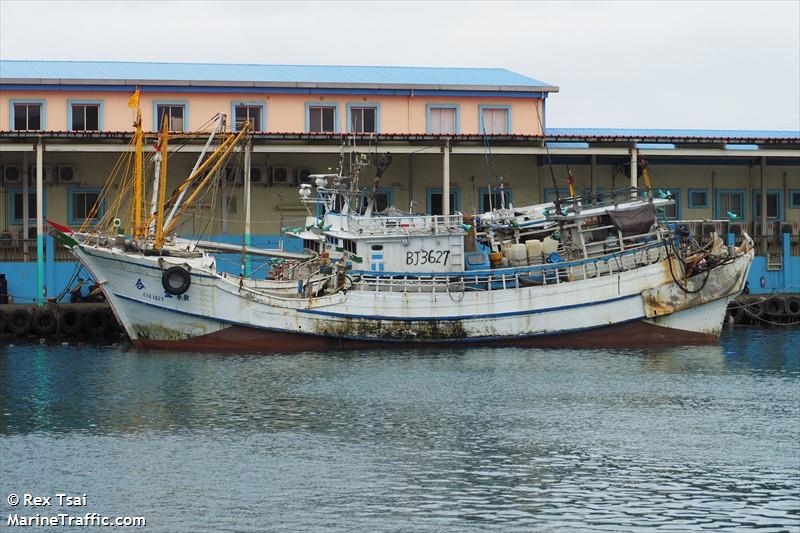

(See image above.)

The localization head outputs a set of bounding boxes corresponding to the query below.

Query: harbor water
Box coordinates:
[2,329,798,532]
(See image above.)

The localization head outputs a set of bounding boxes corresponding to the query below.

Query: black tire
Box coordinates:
[162,266,191,295]
[728,306,746,324]
[785,297,800,317]
[83,309,110,337]
[31,309,58,337]
[0,309,7,333]
[8,308,32,336]
[764,297,785,317]
[60,308,83,335]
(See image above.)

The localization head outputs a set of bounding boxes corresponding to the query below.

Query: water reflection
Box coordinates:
[1,330,798,531]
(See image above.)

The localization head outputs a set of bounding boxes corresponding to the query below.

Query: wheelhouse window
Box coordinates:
[716,190,745,219]
[155,104,185,131]
[428,107,457,134]
[71,103,100,131]
[349,106,376,133]
[308,106,336,133]
[234,104,262,131]
[753,190,782,220]
[69,189,104,224]
[480,107,509,134]
[13,102,43,130]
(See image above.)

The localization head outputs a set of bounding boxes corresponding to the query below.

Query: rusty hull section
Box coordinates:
[641,256,748,319]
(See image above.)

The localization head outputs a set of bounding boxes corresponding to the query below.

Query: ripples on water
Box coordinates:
[1,329,798,532]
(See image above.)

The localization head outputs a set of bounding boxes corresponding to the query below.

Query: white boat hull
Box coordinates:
[72,243,753,351]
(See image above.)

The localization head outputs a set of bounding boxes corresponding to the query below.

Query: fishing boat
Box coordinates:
[52,100,755,351]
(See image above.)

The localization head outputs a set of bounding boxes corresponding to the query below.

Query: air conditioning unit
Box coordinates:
[270,166,293,186]
[0,231,14,248]
[224,167,243,187]
[779,221,799,240]
[249,166,269,186]
[296,168,313,185]
[728,222,751,243]
[754,221,777,238]
[2,164,22,184]
[26,164,55,185]
[57,165,79,184]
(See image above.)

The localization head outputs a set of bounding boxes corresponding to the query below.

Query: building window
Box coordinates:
[479,188,512,212]
[480,106,510,134]
[716,189,745,219]
[8,189,46,225]
[307,104,337,133]
[427,105,459,134]
[688,189,709,208]
[427,188,460,215]
[154,103,186,131]
[70,102,102,131]
[790,190,800,209]
[348,105,378,133]
[752,190,783,220]
[69,188,104,225]
[12,102,44,130]
[233,103,263,131]
[367,188,393,213]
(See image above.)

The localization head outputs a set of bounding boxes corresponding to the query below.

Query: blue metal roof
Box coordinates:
[546,128,800,139]
[0,60,555,90]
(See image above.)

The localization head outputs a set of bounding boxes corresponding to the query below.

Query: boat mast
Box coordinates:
[154,116,170,249]
[129,88,144,239]
[163,114,225,230]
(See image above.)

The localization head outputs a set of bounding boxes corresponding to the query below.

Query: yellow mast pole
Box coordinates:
[155,116,170,249]
[133,107,144,238]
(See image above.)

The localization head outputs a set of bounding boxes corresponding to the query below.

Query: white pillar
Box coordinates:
[243,137,252,276]
[630,148,638,197]
[22,151,29,258]
[443,139,450,216]
[36,140,44,305]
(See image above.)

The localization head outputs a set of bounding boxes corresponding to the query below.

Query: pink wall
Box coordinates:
[0,89,544,134]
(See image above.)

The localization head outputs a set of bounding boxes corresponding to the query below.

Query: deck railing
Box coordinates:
[352,237,669,294]
[347,213,464,236]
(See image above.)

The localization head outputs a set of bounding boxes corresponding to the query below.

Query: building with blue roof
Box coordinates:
[0,59,798,301]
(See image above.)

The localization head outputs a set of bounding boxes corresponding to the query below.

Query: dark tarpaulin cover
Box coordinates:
[607,203,656,236]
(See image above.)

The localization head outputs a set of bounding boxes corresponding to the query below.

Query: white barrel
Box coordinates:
[542,236,558,255]
[526,239,542,259]
[509,243,527,261]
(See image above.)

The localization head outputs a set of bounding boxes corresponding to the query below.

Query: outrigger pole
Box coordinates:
[154,115,170,249]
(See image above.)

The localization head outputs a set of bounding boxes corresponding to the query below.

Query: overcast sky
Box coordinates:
[1,0,798,131]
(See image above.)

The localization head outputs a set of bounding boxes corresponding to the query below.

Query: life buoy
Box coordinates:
[31,309,57,337]
[9,308,32,336]
[83,309,110,337]
[60,308,83,335]
[162,266,191,295]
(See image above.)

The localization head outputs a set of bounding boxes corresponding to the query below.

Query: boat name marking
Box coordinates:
[406,250,449,266]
